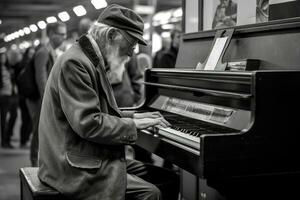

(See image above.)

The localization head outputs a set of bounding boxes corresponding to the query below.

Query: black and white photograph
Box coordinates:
[1,0,300,200]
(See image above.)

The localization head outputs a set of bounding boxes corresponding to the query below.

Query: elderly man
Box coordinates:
[38,4,178,200]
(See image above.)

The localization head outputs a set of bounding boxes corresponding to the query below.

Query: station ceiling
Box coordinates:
[0,0,181,47]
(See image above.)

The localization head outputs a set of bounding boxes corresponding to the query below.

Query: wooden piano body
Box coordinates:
[134,69,300,199]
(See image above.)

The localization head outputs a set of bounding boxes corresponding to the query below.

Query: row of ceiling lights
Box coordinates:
[4,0,108,43]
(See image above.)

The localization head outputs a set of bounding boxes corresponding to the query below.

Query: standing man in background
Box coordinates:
[28,21,67,166]
[152,29,180,69]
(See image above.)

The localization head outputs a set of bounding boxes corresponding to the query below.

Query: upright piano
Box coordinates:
[135,68,300,198]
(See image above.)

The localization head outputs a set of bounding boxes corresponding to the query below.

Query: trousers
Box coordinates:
[126,159,179,200]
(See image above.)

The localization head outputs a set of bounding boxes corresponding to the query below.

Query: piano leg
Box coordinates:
[180,170,226,200]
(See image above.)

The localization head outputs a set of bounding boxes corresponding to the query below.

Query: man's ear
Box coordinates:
[106,28,118,44]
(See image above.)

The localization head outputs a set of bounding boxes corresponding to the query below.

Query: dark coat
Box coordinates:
[38,36,137,200]
[152,46,178,68]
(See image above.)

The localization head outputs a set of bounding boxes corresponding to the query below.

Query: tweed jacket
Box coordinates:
[38,35,137,200]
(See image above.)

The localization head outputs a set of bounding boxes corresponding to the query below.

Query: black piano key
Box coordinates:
[160,111,237,135]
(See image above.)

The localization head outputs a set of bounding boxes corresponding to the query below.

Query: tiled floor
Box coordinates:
[0,110,31,200]
[0,147,30,200]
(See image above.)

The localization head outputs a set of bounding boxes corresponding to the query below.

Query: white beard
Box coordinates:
[106,45,130,84]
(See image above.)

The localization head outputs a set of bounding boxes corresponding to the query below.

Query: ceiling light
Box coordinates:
[18,30,25,37]
[4,36,9,42]
[29,24,38,32]
[161,24,175,30]
[23,27,31,35]
[173,8,182,18]
[13,32,19,39]
[34,39,40,46]
[73,5,87,16]
[37,21,47,29]
[58,11,70,22]
[161,32,171,38]
[0,19,2,25]
[46,16,57,23]
[91,0,107,9]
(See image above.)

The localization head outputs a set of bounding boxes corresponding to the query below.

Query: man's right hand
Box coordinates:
[133,117,170,130]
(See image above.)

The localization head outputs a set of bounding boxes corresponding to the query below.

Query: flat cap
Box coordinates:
[97,4,147,45]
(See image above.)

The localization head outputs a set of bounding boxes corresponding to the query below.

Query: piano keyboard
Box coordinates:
[154,112,238,150]
[157,126,200,150]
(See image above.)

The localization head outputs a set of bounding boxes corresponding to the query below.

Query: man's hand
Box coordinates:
[133,117,170,130]
[133,111,162,119]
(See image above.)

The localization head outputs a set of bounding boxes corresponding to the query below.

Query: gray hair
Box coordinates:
[88,22,110,45]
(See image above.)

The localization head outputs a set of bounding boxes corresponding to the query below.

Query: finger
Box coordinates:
[159,117,171,127]
[148,112,163,118]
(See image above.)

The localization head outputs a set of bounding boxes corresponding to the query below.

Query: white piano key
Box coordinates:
[157,127,200,150]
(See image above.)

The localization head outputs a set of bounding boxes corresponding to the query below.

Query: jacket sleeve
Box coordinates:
[58,59,137,145]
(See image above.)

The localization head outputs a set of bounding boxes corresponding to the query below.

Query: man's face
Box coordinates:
[50,26,67,49]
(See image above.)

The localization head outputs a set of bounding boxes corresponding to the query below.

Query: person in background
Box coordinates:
[111,52,143,108]
[4,49,22,148]
[38,4,179,200]
[28,21,67,166]
[0,51,16,148]
[152,36,170,68]
[18,47,35,148]
[152,29,181,68]
[78,17,93,37]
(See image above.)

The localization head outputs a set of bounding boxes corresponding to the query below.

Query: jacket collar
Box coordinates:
[78,34,121,116]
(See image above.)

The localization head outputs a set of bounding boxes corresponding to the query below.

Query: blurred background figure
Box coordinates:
[111,52,144,108]
[0,50,18,148]
[16,47,35,148]
[152,36,170,68]
[152,28,181,68]
[78,17,93,37]
[3,48,22,148]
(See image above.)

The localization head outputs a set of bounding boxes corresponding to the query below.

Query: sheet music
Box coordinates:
[204,37,228,70]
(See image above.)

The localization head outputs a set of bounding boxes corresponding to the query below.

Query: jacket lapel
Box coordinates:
[78,35,121,116]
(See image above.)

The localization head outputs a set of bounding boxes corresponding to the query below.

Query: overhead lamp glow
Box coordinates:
[161,24,174,30]
[37,21,47,29]
[73,5,87,16]
[161,32,171,38]
[13,32,19,39]
[18,30,25,37]
[46,16,57,23]
[0,19,2,25]
[91,0,107,9]
[5,34,12,42]
[173,8,182,18]
[4,36,9,42]
[58,11,70,22]
[34,39,40,46]
[23,27,31,35]
[29,24,38,32]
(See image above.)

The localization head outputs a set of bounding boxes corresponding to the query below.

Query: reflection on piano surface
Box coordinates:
[134,69,300,181]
